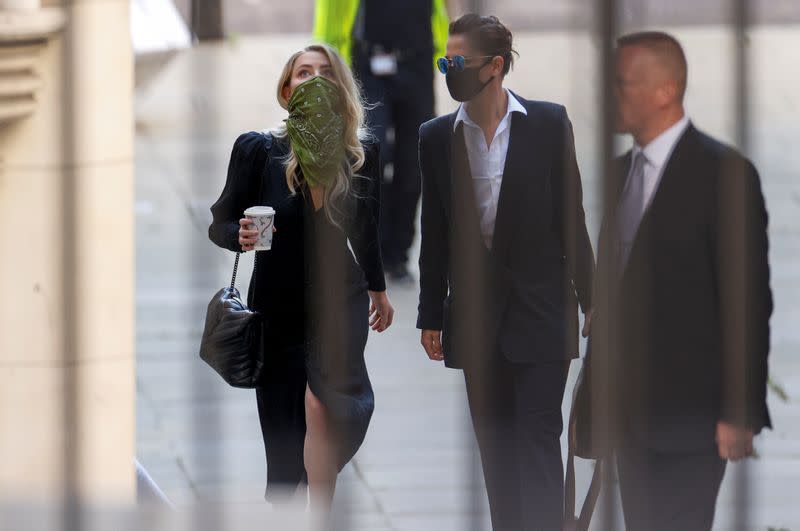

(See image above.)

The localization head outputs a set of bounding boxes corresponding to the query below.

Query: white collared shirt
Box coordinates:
[631,114,691,211]
[454,89,528,249]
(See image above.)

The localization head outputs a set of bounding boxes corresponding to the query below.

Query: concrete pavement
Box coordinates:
[135,26,800,530]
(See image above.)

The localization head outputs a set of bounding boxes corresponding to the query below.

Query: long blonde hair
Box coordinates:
[271,44,371,225]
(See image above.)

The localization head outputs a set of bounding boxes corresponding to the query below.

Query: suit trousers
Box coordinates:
[464,356,570,531]
[617,445,727,531]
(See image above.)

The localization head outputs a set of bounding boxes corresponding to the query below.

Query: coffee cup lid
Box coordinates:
[244,206,275,217]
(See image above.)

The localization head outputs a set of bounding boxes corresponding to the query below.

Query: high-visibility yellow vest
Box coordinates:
[312,0,449,68]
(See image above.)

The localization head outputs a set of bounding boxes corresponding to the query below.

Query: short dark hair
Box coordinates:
[449,14,518,76]
[617,31,688,101]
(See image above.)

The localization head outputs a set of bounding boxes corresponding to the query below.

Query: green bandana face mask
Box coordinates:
[285,76,346,188]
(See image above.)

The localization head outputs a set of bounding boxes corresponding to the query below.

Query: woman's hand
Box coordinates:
[368,290,394,332]
[238,218,276,252]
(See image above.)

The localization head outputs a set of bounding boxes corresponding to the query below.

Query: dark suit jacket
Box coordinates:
[416,95,595,368]
[591,124,773,453]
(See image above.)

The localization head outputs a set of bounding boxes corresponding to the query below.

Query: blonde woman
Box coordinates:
[209,44,394,512]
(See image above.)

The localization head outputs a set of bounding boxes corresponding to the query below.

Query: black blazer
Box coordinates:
[417,95,594,368]
[591,124,773,452]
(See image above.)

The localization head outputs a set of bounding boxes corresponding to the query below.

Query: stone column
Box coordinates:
[0,0,135,509]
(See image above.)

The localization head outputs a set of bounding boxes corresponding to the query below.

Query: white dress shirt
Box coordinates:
[454,89,528,249]
[630,114,691,212]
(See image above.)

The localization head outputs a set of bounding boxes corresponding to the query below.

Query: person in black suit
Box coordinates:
[417,14,595,530]
[588,32,773,531]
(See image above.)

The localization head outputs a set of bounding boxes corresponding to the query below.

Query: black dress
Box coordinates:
[208,132,385,499]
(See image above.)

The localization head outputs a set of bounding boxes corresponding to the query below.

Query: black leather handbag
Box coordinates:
[199,132,272,388]
[199,252,264,388]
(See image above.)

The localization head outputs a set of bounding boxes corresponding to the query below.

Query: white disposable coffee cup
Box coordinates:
[244,206,276,250]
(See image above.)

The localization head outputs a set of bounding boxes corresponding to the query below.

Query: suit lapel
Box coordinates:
[449,122,484,245]
[492,108,548,263]
[622,125,695,274]
[631,127,694,241]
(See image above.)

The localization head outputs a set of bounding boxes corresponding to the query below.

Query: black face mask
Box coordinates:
[445,60,493,102]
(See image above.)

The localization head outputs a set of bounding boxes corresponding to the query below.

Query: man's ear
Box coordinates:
[492,55,505,76]
[657,81,678,107]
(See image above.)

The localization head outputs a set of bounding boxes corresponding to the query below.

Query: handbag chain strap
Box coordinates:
[229,251,258,291]
[230,252,241,290]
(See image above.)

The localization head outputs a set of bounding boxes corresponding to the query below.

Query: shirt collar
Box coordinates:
[453,89,528,132]
[633,115,691,167]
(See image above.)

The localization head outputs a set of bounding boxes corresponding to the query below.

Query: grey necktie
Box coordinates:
[616,151,647,271]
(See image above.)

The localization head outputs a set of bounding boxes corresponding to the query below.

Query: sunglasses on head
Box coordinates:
[436,55,494,74]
